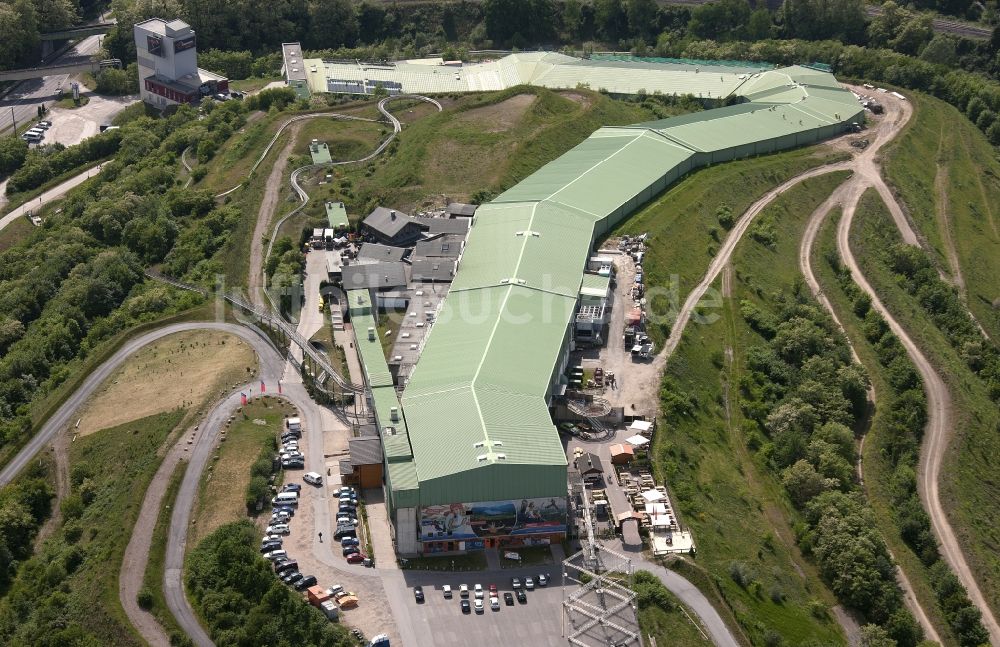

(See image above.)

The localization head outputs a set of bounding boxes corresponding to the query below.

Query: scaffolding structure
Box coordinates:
[563,474,641,647]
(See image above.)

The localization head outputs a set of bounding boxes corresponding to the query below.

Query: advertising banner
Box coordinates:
[146,35,163,57]
[173,35,196,54]
[419,496,566,540]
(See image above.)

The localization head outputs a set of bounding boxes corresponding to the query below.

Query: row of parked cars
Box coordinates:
[416,574,550,614]
[22,120,52,143]
[333,486,370,565]
[279,421,305,469]
[261,481,319,590]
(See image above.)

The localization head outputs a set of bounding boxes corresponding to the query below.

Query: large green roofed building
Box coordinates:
[338,54,863,556]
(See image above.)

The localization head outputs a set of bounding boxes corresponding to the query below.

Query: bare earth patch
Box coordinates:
[457,93,536,132]
[76,331,258,436]
[558,91,593,108]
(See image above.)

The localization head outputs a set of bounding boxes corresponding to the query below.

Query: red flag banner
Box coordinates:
[278,382,282,395]
[241,393,247,406]
[260,381,266,393]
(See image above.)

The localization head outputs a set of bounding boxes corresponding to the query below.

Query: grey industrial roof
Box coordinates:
[358,243,408,262]
[341,262,407,290]
[363,207,418,238]
[424,218,471,235]
[447,203,478,217]
[349,437,384,466]
[413,236,463,258]
[410,258,456,282]
[282,43,307,82]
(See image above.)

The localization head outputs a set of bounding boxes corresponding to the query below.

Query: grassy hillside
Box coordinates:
[646,172,852,646]
[303,87,668,218]
[883,92,1000,339]
[849,190,1000,625]
[0,411,183,646]
[811,207,958,646]
[613,146,848,345]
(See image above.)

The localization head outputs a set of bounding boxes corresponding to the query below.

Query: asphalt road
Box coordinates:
[0,35,103,136]
[0,162,104,226]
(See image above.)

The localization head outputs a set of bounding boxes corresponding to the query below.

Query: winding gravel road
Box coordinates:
[837,182,1000,646]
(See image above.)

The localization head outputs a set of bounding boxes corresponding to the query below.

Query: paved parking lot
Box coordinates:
[397,571,566,647]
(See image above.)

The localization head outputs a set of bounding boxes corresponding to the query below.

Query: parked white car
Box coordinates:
[265,523,290,535]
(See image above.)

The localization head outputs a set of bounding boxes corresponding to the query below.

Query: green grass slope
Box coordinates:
[613,146,848,345]
[849,190,1000,625]
[0,411,183,646]
[647,172,851,646]
[811,207,958,646]
[883,92,1000,339]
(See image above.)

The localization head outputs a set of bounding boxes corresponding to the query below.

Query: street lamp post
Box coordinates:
[9,107,15,135]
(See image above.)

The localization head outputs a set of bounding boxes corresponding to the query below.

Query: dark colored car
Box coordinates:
[294,575,317,591]
[273,505,295,517]
[260,541,282,554]
[414,586,424,603]
[281,571,303,585]
[516,589,527,604]
[281,483,301,493]
[334,526,356,540]
[461,599,471,614]
[340,536,360,546]
[230,90,245,99]
[274,560,298,574]
[504,592,514,606]
[343,545,360,557]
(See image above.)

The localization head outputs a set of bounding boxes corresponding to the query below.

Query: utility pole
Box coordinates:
[9,107,15,135]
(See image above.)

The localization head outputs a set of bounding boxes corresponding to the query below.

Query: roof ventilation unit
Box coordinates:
[496,453,507,460]
[383,426,396,436]
[368,327,375,341]
[476,454,488,462]
[474,441,485,448]
[389,209,397,220]
[390,407,399,422]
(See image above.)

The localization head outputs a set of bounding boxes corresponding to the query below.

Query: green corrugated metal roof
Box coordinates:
[326,56,862,512]
[580,273,610,298]
[347,288,372,317]
[351,306,393,388]
[325,201,347,228]
[371,385,412,460]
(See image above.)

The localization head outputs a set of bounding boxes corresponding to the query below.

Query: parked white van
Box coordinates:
[303,472,322,486]
[272,492,299,506]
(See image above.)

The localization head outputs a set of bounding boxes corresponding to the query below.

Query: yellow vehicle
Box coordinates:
[318,294,325,312]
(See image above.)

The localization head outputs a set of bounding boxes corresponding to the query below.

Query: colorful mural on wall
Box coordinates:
[419,496,566,541]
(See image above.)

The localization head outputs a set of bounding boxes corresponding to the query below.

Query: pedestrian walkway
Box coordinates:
[334,324,364,385]
[365,487,398,570]
[485,548,501,571]
[550,542,566,564]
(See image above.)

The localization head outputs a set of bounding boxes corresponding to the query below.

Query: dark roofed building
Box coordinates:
[576,452,604,479]
[447,202,478,218]
[357,243,408,262]
[344,437,384,489]
[362,207,426,246]
[411,258,456,283]
[423,218,471,235]
[341,261,407,290]
[413,236,463,258]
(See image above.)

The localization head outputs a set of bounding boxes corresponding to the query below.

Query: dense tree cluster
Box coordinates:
[0,460,52,589]
[6,129,122,195]
[824,249,990,646]
[0,138,29,176]
[737,288,924,644]
[0,101,261,451]
[882,244,1000,401]
[186,521,351,646]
